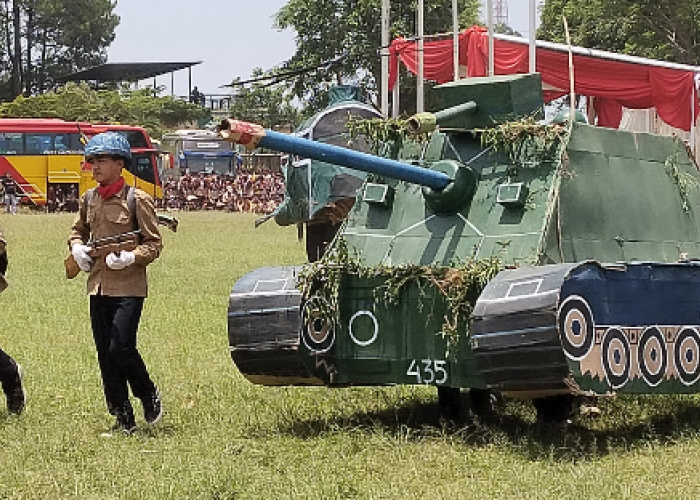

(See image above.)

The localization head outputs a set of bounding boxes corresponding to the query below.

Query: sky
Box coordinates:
[107,0,542,98]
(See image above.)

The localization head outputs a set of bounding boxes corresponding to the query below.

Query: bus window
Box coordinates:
[130,154,156,184]
[108,130,150,148]
[54,133,83,154]
[0,133,23,154]
[25,133,54,154]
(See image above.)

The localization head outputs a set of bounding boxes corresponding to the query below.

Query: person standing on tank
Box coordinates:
[68,132,163,433]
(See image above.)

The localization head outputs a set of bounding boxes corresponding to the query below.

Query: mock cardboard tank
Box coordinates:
[222,73,700,421]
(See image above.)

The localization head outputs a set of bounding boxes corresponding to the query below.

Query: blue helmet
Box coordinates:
[84,132,132,162]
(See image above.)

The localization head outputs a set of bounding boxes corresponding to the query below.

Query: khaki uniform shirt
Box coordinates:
[68,184,162,297]
[0,226,6,293]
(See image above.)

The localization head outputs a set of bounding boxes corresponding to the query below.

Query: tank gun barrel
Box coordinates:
[407,101,477,134]
[218,119,452,191]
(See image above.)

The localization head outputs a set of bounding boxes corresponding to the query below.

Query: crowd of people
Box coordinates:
[158,169,286,213]
[46,183,80,213]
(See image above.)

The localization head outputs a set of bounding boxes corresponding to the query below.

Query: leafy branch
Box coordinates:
[297,236,503,356]
[665,152,699,213]
[476,117,568,168]
[345,115,429,156]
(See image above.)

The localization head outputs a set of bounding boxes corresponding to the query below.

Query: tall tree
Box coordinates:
[274,0,481,114]
[227,69,300,131]
[539,0,700,65]
[0,0,118,100]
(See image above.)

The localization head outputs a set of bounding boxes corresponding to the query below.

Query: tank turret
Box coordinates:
[224,73,700,423]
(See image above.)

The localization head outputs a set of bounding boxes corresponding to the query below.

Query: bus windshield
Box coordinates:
[162,130,238,176]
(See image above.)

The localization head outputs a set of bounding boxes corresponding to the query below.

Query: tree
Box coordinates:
[274,0,481,114]
[0,0,118,100]
[227,68,301,131]
[539,0,700,65]
[0,82,208,139]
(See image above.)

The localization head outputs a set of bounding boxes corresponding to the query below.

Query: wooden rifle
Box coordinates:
[64,214,178,279]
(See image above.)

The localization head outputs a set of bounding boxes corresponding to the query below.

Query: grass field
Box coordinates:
[1,211,700,499]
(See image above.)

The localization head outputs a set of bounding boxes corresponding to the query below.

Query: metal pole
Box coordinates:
[381,0,390,116]
[529,0,536,73]
[691,82,697,154]
[453,0,459,81]
[487,0,494,76]
[417,0,425,112]
[563,17,575,122]
[392,68,400,118]
[188,67,192,101]
[497,32,700,73]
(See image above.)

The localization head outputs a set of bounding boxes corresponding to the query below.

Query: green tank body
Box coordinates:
[224,73,700,422]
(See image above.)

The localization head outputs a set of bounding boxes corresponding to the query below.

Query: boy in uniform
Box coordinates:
[68,132,163,433]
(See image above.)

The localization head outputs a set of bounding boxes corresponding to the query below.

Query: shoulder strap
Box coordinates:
[127,185,139,231]
[127,185,136,216]
[84,187,96,206]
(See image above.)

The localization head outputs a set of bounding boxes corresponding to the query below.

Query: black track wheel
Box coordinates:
[468,388,502,421]
[532,394,577,425]
[437,386,461,421]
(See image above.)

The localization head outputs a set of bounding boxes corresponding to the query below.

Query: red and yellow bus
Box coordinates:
[0,119,162,206]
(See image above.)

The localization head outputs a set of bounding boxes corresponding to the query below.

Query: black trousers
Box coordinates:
[0,347,18,390]
[89,296,155,414]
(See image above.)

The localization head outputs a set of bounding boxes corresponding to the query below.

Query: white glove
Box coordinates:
[71,243,93,272]
[106,250,136,270]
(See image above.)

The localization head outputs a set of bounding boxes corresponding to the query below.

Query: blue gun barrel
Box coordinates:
[218,119,452,191]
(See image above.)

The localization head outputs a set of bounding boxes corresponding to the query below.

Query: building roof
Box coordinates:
[56,62,202,83]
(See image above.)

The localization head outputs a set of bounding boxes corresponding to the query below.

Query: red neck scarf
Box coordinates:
[97,176,125,200]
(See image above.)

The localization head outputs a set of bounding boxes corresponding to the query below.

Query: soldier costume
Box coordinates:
[68,132,163,433]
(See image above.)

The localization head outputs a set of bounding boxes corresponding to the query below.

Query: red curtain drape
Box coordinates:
[388,26,699,131]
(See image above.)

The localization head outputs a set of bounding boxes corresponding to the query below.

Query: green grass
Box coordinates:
[1,211,700,498]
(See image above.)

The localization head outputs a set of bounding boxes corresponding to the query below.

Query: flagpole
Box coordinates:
[529,0,536,73]
[417,0,425,112]
[487,0,494,76]
[381,0,390,115]
[453,0,459,81]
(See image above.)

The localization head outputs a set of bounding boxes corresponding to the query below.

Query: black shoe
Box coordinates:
[111,419,136,434]
[112,402,136,434]
[5,364,25,415]
[111,418,136,434]
[143,387,163,425]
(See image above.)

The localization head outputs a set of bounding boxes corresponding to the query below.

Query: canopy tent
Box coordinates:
[56,62,201,84]
[55,62,202,99]
[389,26,700,131]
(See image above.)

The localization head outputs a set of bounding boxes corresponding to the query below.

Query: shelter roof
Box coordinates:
[56,62,201,83]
